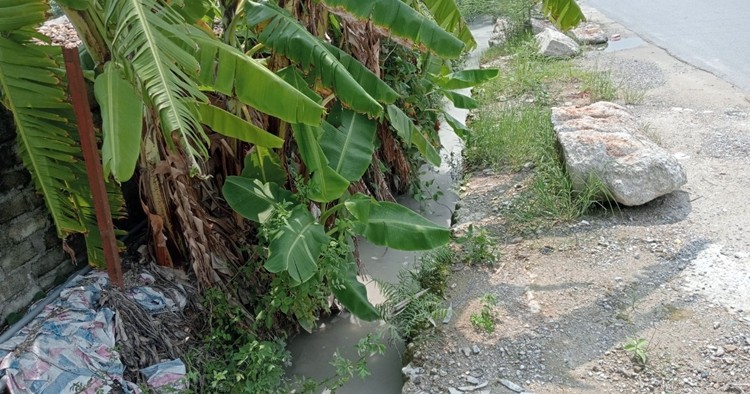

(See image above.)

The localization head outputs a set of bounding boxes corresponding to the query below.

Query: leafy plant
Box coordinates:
[455,224,498,266]
[223,174,451,324]
[623,337,649,366]
[325,334,386,392]
[470,294,497,333]
[378,249,454,340]
[185,289,289,393]
[415,247,454,297]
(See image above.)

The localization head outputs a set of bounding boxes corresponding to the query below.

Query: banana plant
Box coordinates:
[223,175,451,320]
[223,104,452,319]
[0,0,125,267]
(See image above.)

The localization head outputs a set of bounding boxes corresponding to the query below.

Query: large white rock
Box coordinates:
[535,28,580,58]
[551,102,687,206]
[570,22,608,45]
[531,17,554,35]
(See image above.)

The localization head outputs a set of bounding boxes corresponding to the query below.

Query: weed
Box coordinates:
[619,87,645,105]
[640,123,664,146]
[185,289,289,393]
[455,224,498,266]
[379,248,453,340]
[323,334,386,392]
[479,45,505,64]
[623,337,649,365]
[580,70,618,102]
[470,294,498,333]
[415,246,454,296]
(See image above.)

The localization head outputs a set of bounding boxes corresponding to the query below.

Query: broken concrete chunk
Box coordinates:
[551,102,687,206]
[570,22,608,45]
[535,28,581,58]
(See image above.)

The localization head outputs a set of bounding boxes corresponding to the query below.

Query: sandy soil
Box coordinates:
[402,7,750,394]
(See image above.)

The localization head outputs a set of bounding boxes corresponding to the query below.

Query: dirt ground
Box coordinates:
[402,7,750,394]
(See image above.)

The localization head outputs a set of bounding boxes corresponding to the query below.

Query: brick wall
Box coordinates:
[0,108,76,326]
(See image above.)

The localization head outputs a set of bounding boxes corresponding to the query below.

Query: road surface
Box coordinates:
[582,0,750,91]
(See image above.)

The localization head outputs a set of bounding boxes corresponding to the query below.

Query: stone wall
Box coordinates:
[0,109,76,326]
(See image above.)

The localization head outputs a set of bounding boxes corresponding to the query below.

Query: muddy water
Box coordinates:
[604,36,645,52]
[286,22,495,393]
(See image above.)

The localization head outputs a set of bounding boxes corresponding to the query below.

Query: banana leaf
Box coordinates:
[265,205,329,284]
[247,1,383,116]
[222,177,295,224]
[321,0,465,58]
[345,194,451,250]
[292,123,350,202]
[95,62,143,182]
[319,108,377,182]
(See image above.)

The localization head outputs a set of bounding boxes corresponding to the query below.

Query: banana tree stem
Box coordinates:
[320,202,345,224]
[322,93,336,107]
[246,43,265,57]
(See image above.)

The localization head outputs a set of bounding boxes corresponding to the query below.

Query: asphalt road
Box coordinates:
[581,0,750,91]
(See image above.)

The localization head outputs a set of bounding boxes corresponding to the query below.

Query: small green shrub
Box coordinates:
[185,289,289,393]
[415,247,453,296]
[623,337,649,365]
[455,225,498,266]
[380,248,454,340]
[470,294,498,333]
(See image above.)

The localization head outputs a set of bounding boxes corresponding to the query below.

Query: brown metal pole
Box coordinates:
[62,47,124,288]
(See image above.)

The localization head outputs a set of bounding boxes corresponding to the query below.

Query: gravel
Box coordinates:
[36,16,81,48]
[401,10,750,394]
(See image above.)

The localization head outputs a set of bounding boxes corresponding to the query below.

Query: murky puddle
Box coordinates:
[285,22,495,393]
[604,36,645,52]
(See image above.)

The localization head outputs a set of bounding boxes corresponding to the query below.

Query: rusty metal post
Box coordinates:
[62,47,124,288]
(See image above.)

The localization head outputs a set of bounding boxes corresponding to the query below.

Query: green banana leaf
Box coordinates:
[0,40,84,236]
[277,67,322,103]
[292,123,350,203]
[345,195,451,250]
[222,177,295,224]
[319,109,377,182]
[265,205,329,284]
[420,0,477,50]
[196,102,284,148]
[410,127,442,167]
[434,69,499,90]
[247,1,383,116]
[386,105,413,145]
[193,34,325,126]
[95,62,143,182]
[322,42,400,104]
[320,0,465,59]
[104,0,208,175]
[541,0,585,31]
[387,105,441,166]
[332,261,380,321]
[442,111,471,140]
[0,1,46,31]
[171,0,212,23]
[241,147,287,185]
[442,90,478,109]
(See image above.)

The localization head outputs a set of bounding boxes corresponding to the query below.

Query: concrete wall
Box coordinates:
[0,109,76,326]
